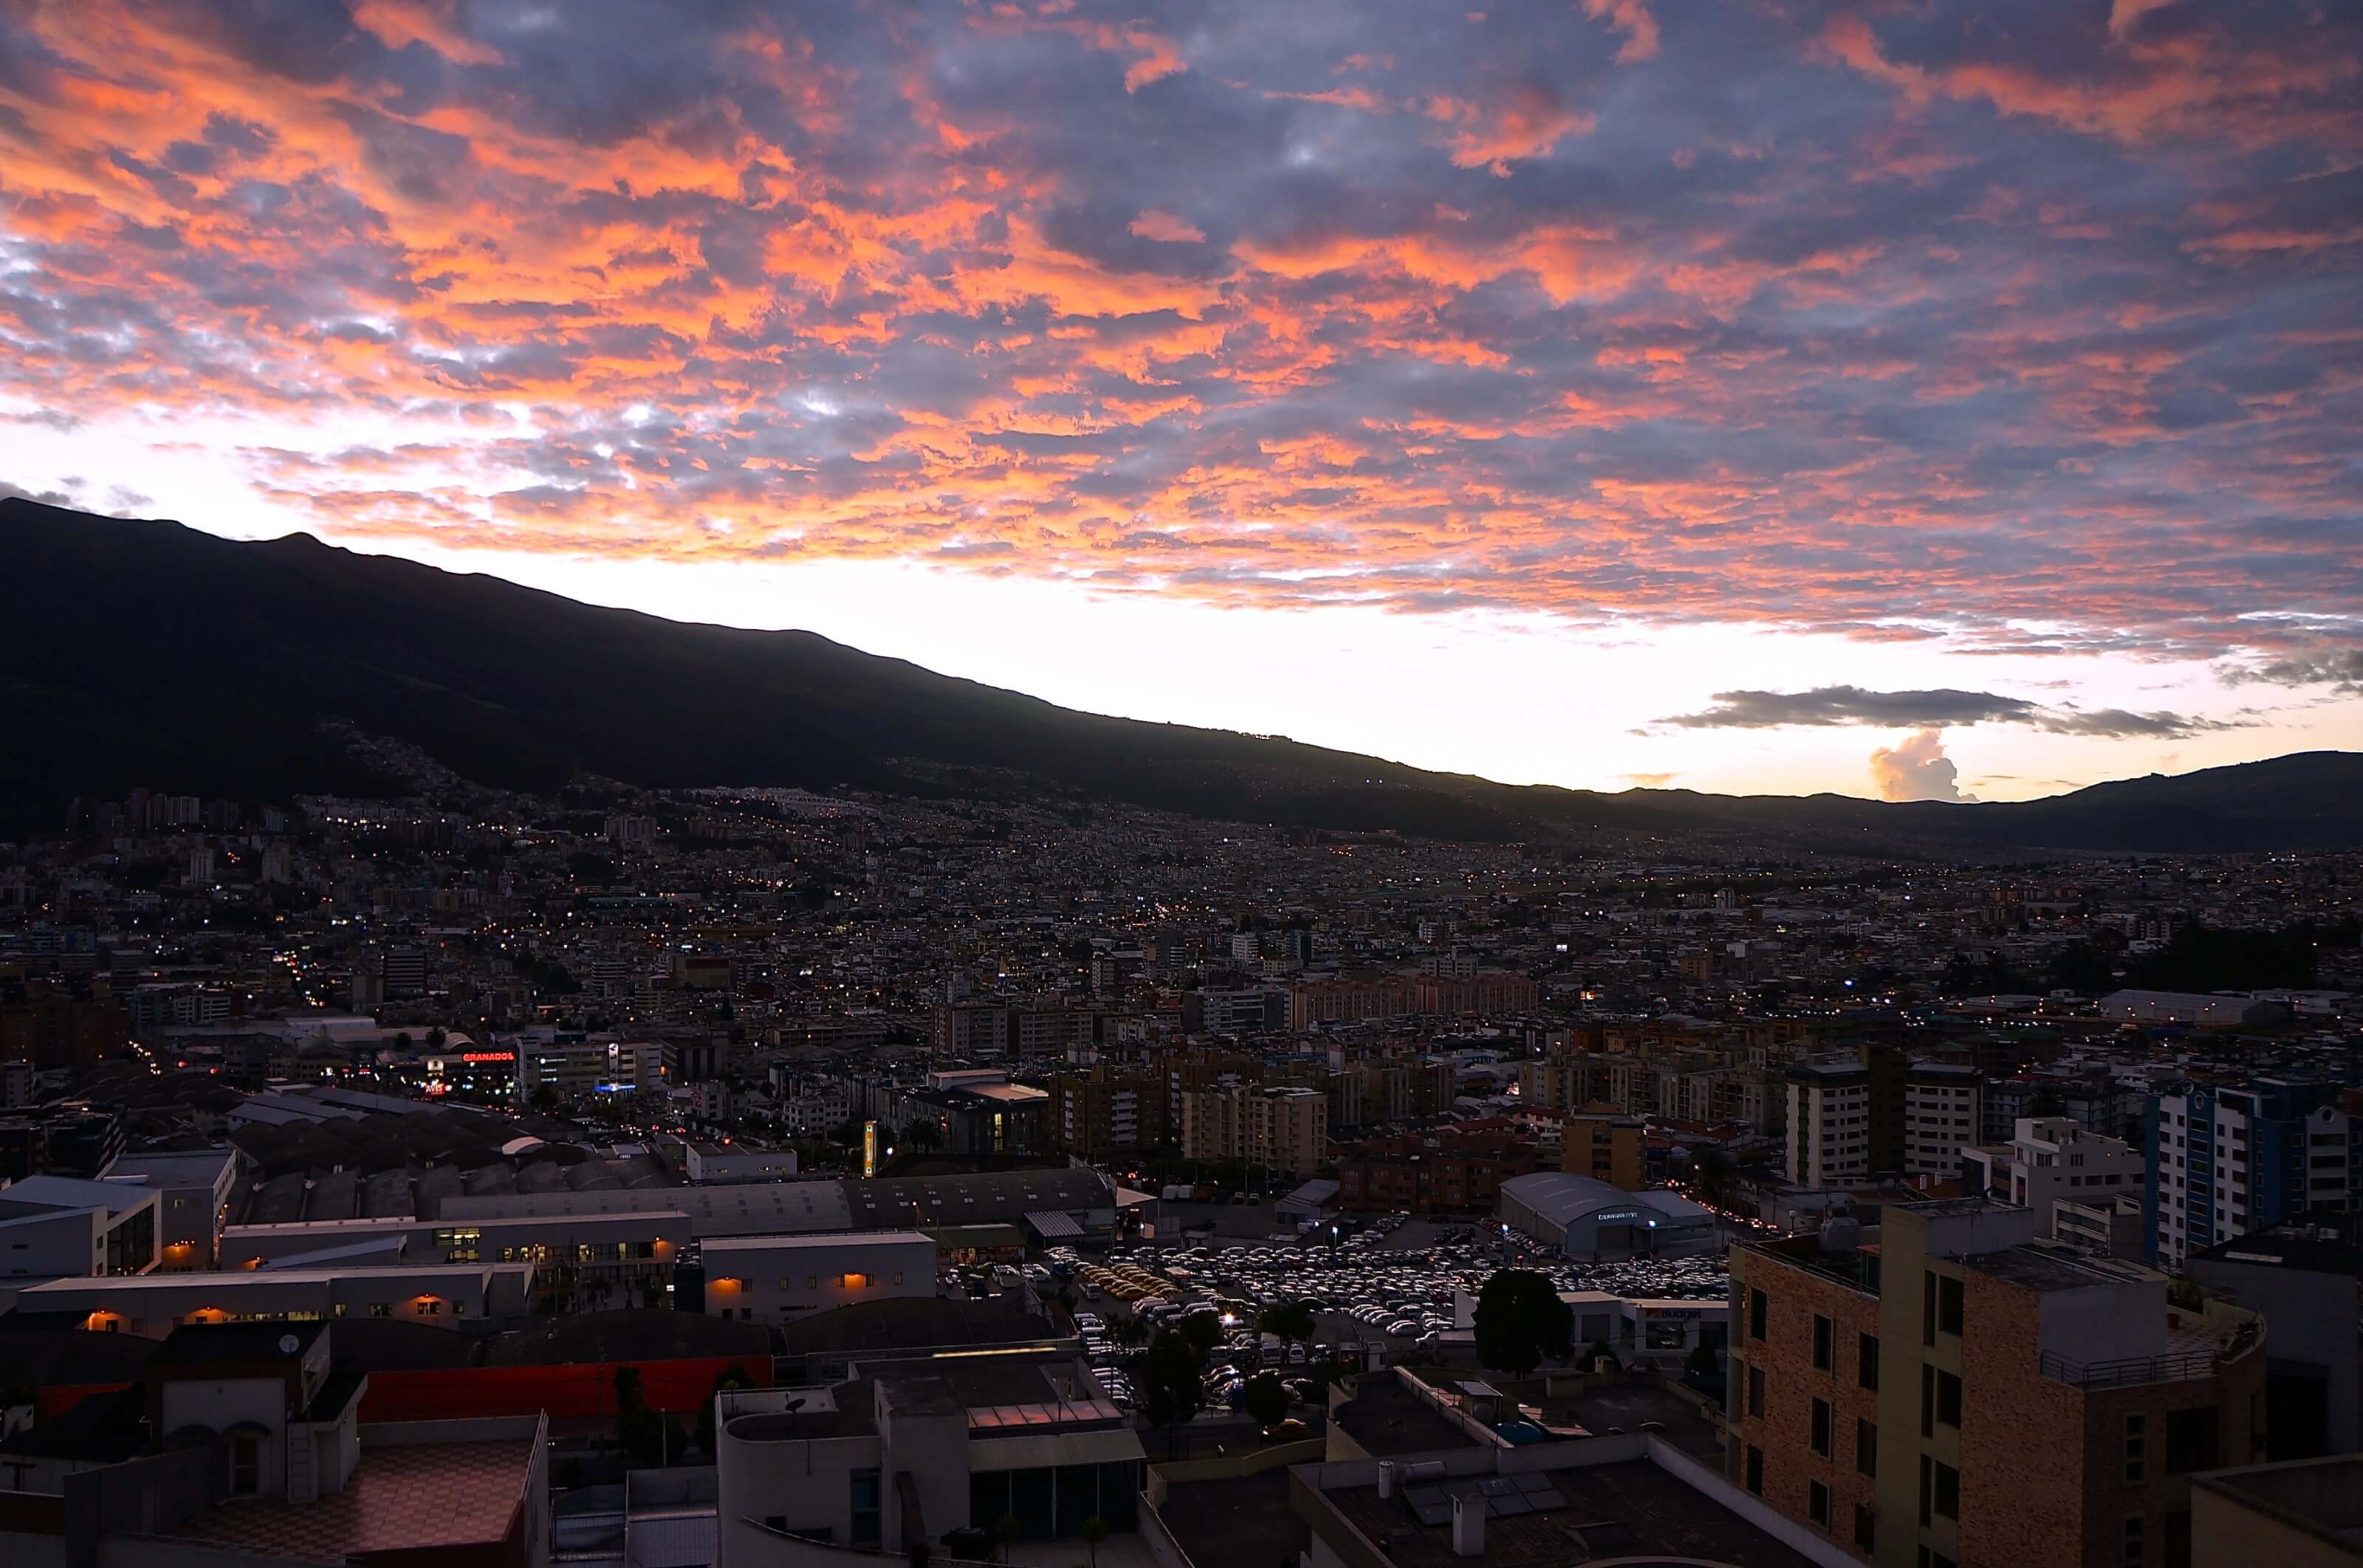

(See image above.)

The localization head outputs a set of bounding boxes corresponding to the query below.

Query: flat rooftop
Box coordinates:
[2192,1456,2363,1552]
[167,1440,532,1559]
[1316,1457,1824,1568]
[1161,1468,1305,1568]
[1966,1243,2152,1293]
[703,1228,931,1251]
[1332,1376,1482,1457]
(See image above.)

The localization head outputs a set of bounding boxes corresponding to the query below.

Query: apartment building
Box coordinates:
[1728,1198,2267,1568]
[1517,1052,1614,1115]
[1562,1105,1645,1190]
[1178,1083,1328,1177]
[1338,1131,1543,1211]
[1286,973,1416,1029]
[1786,1060,1873,1188]
[1048,1068,1167,1160]
[1962,1117,2145,1240]
[1901,1064,1982,1183]
[2147,1080,2358,1272]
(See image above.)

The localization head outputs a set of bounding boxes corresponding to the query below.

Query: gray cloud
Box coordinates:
[2030,707,2235,739]
[1661,686,2038,729]
[0,480,75,506]
[2223,647,2363,695]
[1663,685,2236,740]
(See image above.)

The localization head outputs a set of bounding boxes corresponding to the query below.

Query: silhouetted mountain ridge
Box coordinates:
[3,498,2356,853]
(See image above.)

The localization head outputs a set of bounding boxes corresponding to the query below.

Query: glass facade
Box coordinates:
[968,1460,1143,1541]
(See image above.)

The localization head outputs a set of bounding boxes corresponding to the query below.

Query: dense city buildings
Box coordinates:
[0,779,2358,1568]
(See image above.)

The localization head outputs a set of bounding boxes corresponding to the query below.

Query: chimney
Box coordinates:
[1377,1461,1396,1499]
[1451,1493,1485,1557]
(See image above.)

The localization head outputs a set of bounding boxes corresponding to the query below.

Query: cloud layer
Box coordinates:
[1659,684,2237,737]
[2,0,2360,659]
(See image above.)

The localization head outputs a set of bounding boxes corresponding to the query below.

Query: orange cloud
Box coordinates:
[1582,0,1660,63]
[1129,209,1207,244]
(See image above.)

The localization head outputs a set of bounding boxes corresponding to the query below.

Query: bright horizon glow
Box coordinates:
[3,1,2359,803]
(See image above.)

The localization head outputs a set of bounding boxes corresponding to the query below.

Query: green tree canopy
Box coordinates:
[1472,1268,1574,1376]
[1242,1372,1290,1428]
[1137,1330,1206,1458]
[1258,1299,1317,1345]
[1176,1309,1224,1356]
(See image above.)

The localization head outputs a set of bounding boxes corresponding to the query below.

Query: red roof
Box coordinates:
[167,1440,531,1561]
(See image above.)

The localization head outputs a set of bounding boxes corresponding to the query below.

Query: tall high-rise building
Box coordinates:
[1729,1197,2266,1568]
[1901,1063,1982,1182]
[2146,1080,2359,1271]
[1786,1058,1873,1187]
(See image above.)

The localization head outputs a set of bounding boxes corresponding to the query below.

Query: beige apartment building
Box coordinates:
[1179,1082,1328,1178]
[1727,1197,2266,1568]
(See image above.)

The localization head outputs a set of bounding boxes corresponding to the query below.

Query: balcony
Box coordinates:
[2039,1304,2263,1389]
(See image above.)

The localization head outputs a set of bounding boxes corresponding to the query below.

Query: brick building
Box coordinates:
[1335,1127,1543,1212]
[1729,1198,2267,1568]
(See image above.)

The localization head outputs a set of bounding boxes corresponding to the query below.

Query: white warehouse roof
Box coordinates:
[1498,1172,1712,1229]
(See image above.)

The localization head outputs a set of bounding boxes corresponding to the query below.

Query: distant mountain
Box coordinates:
[4,496,2359,853]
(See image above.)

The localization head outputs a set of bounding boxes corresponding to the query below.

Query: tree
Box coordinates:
[1243,1372,1289,1428]
[1176,1309,1224,1357]
[1258,1299,1316,1349]
[529,1084,559,1113]
[993,1513,1021,1564]
[1472,1269,1574,1377]
[1685,1341,1721,1380]
[1080,1516,1108,1568]
[697,1364,754,1457]
[614,1365,668,1468]
[1137,1330,1206,1459]
[901,1117,943,1150]
[1110,1315,1148,1349]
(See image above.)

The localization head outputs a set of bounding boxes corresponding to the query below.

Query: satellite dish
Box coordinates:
[278,1333,301,1355]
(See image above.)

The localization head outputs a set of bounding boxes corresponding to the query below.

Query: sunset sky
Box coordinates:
[4,0,2359,802]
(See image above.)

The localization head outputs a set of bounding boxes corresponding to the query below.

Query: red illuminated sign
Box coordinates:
[462,1051,515,1063]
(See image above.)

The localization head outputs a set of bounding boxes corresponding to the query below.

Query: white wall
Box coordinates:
[0,1210,104,1285]
[715,1420,882,1568]
[703,1234,935,1323]
[2036,1278,2167,1367]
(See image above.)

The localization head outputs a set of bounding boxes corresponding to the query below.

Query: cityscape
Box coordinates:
[4,3,2362,1568]
[1,771,2358,1567]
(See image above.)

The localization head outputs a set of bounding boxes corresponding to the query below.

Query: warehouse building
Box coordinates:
[1496,1172,1718,1257]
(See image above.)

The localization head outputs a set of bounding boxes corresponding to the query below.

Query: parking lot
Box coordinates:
[1038,1212,1728,1417]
